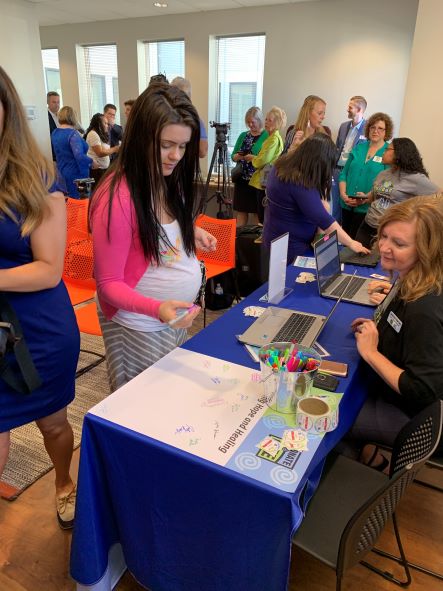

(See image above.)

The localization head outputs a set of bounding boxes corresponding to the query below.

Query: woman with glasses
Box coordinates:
[354,138,439,248]
[231,107,268,227]
[339,112,393,238]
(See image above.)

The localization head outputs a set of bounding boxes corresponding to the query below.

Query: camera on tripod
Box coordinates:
[73,177,95,199]
[210,121,230,144]
[203,122,233,219]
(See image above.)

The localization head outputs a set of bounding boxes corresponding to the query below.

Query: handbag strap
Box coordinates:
[0,293,42,394]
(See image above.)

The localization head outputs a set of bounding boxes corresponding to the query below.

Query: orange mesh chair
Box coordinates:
[63,198,96,306]
[195,214,239,325]
[64,199,105,376]
[74,302,105,378]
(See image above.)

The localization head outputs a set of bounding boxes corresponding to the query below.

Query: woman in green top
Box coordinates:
[247,105,286,223]
[339,112,393,238]
[231,107,268,226]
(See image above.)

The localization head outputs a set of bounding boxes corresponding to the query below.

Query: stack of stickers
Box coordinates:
[256,429,308,458]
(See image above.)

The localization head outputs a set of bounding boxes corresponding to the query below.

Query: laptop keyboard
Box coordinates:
[331,276,366,298]
[273,313,316,343]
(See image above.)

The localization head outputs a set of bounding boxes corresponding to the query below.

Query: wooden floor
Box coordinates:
[1,454,442,591]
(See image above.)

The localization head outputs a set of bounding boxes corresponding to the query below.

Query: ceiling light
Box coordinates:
[153,2,168,7]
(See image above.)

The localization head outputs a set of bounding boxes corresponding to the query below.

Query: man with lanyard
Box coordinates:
[331,96,367,222]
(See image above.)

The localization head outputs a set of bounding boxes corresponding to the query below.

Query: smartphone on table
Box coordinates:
[318,360,348,377]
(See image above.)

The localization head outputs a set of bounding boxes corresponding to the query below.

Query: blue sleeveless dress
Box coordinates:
[0,213,80,431]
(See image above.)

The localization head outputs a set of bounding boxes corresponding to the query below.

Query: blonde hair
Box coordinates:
[266,105,287,130]
[58,105,81,127]
[294,95,326,133]
[0,67,53,235]
[378,196,443,302]
[170,76,192,97]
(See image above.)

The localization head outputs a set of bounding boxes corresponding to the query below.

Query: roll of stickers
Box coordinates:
[296,397,338,434]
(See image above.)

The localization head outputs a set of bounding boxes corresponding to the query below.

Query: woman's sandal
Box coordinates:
[360,444,390,472]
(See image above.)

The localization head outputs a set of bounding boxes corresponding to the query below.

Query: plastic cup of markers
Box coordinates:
[258,342,321,414]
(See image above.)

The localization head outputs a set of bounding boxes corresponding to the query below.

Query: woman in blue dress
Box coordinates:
[51,106,92,198]
[0,67,80,528]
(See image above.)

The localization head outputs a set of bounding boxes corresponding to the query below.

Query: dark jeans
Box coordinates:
[342,207,366,239]
[336,393,410,460]
[355,219,378,249]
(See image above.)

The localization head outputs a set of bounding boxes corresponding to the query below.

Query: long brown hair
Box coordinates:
[378,196,443,302]
[0,67,54,235]
[90,82,201,264]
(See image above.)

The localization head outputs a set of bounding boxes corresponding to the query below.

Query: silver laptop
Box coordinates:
[237,306,327,348]
[314,231,374,306]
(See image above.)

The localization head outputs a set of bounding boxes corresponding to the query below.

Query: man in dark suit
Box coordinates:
[332,96,367,221]
[103,103,122,162]
[47,91,60,161]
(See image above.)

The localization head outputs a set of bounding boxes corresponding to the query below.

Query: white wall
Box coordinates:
[0,0,51,158]
[400,0,443,187]
[40,0,418,156]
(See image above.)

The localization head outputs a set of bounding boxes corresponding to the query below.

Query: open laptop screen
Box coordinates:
[315,231,341,292]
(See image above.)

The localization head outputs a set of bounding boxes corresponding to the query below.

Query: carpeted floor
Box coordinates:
[0,305,229,500]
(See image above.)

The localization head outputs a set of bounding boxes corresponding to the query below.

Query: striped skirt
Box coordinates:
[98,310,188,392]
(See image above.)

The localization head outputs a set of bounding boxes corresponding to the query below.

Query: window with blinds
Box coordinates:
[77,44,120,127]
[142,39,185,88]
[214,35,266,150]
[42,48,62,103]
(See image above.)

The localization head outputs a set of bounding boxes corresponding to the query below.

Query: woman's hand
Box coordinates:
[195,226,217,252]
[351,318,379,358]
[159,301,201,328]
[233,152,245,162]
[348,240,370,255]
[367,280,391,305]
[243,154,254,163]
[288,130,304,152]
[355,191,369,203]
[342,194,359,207]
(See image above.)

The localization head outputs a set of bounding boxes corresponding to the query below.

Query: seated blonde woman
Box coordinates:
[246,105,287,223]
[284,95,331,154]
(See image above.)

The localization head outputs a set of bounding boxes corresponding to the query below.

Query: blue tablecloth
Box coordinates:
[71,263,375,591]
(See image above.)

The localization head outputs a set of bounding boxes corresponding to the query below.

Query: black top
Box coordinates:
[374,290,443,417]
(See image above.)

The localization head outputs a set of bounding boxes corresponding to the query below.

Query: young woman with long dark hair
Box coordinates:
[263,133,368,263]
[89,82,216,391]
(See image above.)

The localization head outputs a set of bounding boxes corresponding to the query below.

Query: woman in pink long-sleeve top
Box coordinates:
[89,83,216,391]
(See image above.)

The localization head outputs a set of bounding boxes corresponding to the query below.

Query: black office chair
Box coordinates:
[292,399,443,590]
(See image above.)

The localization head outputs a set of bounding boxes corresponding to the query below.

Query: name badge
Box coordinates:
[387,311,402,333]
[373,156,383,163]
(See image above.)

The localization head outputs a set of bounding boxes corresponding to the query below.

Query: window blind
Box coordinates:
[42,48,62,102]
[142,39,185,88]
[214,35,265,149]
[77,44,120,128]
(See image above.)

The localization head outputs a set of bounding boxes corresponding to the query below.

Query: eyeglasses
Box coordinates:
[369,125,386,132]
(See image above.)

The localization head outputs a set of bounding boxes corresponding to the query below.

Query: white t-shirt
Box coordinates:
[86,130,110,170]
[113,220,201,332]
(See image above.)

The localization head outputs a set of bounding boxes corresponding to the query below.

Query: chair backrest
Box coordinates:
[64,198,95,286]
[195,214,236,268]
[337,466,417,576]
[66,197,89,240]
[390,399,443,477]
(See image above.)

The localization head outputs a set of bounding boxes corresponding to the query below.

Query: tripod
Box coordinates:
[202,122,233,219]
